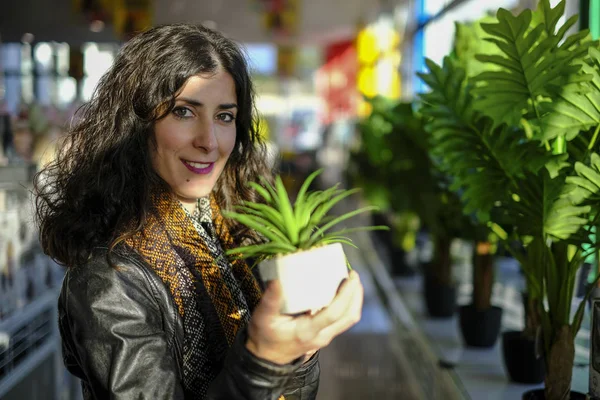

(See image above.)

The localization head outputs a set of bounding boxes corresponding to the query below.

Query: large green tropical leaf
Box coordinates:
[543,175,592,241]
[564,152,600,204]
[540,47,600,142]
[418,56,549,222]
[471,0,591,129]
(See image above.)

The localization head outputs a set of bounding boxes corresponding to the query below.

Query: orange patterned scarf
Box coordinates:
[125,190,262,343]
[124,190,267,397]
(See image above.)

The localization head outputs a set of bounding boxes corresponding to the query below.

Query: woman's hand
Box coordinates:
[245,271,364,365]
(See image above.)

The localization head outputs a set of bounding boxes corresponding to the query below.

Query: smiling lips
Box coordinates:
[182,159,215,174]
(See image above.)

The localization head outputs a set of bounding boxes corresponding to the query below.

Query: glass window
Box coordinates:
[245,43,277,75]
[34,43,54,74]
[55,43,70,76]
[82,43,115,102]
[57,77,77,107]
[35,77,54,106]
[21,75,34,105]
[2,41,118,111]
[1,44,21,72]
[4,77,21,115]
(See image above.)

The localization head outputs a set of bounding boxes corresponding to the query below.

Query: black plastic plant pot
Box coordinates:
[371,212,394,248]
[370,213,416,277]
[423,275,456,318]
[522,389,587,400]
[389,246,416,277]
[502,330,545,384]
[459,305,503,348]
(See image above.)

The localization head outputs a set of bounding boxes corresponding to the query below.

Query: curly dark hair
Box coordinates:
[34,24,273,268]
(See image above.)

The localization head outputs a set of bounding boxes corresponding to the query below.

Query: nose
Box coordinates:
[193,118,218,152]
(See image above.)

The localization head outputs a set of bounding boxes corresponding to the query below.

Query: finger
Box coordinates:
[336,271,358,293]
[312,280,364,347]
[256,279,284,316]
[309,272,362,332]
[292,277,357,344]
[304,349,318,361]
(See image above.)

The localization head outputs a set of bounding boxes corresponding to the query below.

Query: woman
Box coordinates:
[34,24,364,400]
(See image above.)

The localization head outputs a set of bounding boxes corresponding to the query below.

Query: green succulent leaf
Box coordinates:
[309,188,361,226]
[307,206,379,248]
[222,211,289,244]
[248,181,272,203]
[294,168,323,221]
[237,203,287,233]
[225,242,297,259]
[224,170,385,260]
[259,176,280,207]
[273,175,299,244]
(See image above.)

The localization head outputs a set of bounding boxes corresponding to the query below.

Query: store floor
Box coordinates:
[315,243,422,399]
[312,178,466,400]
[390,257,590,400]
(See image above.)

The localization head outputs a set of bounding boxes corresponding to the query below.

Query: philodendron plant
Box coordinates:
[224,169,387,314]
[418,0,600,397]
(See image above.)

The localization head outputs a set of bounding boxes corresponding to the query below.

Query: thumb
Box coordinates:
[258,279,283,315]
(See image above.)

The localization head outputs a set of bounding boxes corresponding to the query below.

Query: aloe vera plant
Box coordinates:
[223,169,388,262]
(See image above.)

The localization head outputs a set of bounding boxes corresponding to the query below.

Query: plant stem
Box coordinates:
[430,235,452,286]
[544,325,575,400]
[523,294,542,340]
[473,241,493,310]
[589,124,600,151]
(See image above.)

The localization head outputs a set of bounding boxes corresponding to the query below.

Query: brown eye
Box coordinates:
[172,107,193,118]
[217,113,235,123]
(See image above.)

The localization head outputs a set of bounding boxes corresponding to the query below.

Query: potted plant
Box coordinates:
[418,0,600,397]
[438,17,507,348]
[454,235,504,348]
[349,97,422,277]
[224,169,387,314]
[419,47,549,382]
[352,97,477,317]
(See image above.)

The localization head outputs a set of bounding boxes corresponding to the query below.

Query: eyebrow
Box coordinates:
[177,97,238,110]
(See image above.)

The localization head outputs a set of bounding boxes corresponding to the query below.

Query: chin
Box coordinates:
[191,182,217,198]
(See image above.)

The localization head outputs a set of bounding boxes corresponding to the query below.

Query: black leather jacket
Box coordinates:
[58,248,320,399]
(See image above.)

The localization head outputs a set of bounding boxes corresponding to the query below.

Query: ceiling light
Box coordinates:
[90,20,105,33]
[21,33,35,43]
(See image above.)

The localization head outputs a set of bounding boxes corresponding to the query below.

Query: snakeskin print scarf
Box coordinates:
[125,190,263,398]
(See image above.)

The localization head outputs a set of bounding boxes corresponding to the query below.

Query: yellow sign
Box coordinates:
[356,20,401,116]
[72,0,152,39]
[277,45,297,77]
[113,0,153,39]
[262,0,300,37]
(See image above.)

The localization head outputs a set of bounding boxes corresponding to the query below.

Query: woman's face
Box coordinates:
[152,69,238,212]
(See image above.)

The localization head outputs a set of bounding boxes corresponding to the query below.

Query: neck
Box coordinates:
[178,198,199,214]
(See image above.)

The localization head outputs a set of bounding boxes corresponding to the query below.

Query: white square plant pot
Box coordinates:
[258,243,349,315]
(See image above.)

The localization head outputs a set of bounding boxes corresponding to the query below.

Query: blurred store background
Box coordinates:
[1,0,600,399]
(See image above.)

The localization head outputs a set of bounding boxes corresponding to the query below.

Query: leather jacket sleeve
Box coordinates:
[206,326,320,400]
[59,252,320,400]
[58,257,186,400]
[282,351,320,400]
